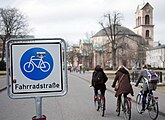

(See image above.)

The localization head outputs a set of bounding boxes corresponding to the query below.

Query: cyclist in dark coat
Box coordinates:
[112,65,134,112]
[91,65,108,97]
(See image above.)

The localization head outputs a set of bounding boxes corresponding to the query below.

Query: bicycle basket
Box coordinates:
[148,82,157,91]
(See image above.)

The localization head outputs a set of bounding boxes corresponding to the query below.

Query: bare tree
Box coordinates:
[99,11,123,70]
[0,7,29,62]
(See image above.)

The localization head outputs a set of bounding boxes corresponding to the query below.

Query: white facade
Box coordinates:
[146,45,165,68]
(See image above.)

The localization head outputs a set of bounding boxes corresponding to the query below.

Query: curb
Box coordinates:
[0,86,7,92]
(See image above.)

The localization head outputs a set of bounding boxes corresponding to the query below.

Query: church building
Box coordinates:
[90,2,154,69]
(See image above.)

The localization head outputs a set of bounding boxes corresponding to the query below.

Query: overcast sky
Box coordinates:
[0,0,165,44]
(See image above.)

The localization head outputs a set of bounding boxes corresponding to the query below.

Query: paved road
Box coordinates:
[0,72,165,120]
[72,71,165,116]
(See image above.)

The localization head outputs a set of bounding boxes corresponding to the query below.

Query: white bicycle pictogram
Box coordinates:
[23,52,50,73]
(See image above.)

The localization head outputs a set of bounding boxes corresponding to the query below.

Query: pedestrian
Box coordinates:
[83,66,86,74]
[111,65,134,112]
[91,65,108,99]
[79,66,82,74]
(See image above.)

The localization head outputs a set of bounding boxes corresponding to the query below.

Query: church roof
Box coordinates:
[80,39,91,44]
[141,2,153,10]
[149,44,165,50]
[92,24,137,37]
[136,2,153,13]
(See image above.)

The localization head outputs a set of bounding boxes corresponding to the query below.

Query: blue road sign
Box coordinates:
[20,47,53,81]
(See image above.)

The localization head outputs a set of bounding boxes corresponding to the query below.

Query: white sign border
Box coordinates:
[6,38,68,99]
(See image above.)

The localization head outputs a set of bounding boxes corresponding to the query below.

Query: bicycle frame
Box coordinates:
[29,56,46,68]
[127,97,132,109]
[24,56,50,73]
[136,89,159,120]
[94,90,105,117]
[117,94,132,120]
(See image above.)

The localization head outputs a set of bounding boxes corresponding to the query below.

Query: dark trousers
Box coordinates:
[117,93,128,104]
[142,91,148,110]
[142,90,153,110]
[94,88,105,96]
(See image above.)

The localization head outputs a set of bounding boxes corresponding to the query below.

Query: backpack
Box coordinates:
[92,71,104,86]
[145,70,159,91]
[147,70,159,83]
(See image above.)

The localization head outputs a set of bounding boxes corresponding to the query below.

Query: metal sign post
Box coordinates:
[32,97,46,120]
[6,38,68,120]
[35,97,42,119]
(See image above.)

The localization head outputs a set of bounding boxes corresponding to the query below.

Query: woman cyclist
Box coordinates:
[112,65,134,112]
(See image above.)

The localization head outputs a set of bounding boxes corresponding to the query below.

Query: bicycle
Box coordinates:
[23,53,50,73]
[116,94,132,120]
[136,88,159,120]
[93,90,105,117]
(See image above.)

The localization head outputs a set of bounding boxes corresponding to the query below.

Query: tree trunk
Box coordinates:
[112,46,117,70]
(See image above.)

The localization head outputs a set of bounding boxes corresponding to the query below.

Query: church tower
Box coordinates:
[134,2,154,47]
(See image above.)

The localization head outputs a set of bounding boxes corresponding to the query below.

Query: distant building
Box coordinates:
[79,39,93,68]
[67,44,80,67]
[146,45,165,68]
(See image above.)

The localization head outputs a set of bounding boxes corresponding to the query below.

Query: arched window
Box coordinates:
[136,18,138,26]
[146,30,150,38]
[138,16,141,26]
[145,15,150,24]
[139,17,141,25]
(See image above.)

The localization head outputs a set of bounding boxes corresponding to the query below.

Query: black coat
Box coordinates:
[91,68,108,90]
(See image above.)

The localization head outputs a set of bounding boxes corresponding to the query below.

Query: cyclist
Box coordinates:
[91,65,108,99]
[112,65,134,112]
[135,64,151,113]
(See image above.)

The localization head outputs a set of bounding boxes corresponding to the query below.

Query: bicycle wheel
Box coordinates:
[148,99,159,120]
[117,102,121,116]
[123,100,131,120]
[100,98,105,117]
[136,94,142,113]
[24,62,34,72]
[40,61,50,72]
[94,98,100,111]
